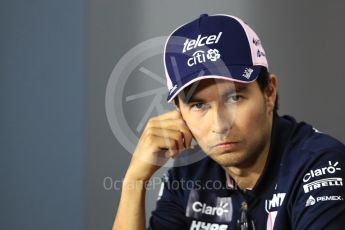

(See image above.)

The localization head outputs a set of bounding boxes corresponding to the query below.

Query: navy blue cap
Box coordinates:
[164,14,268,102]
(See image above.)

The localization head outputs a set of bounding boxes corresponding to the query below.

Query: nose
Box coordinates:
[211,105,232,135]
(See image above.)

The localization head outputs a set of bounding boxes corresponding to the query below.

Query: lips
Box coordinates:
[212,141,239,149]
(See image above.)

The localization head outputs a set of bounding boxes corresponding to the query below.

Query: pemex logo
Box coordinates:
[305,195,316,207]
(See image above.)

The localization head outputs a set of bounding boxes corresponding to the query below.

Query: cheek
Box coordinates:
[235,99,267,136]
[187,119,207,137]
[184,115,210,144]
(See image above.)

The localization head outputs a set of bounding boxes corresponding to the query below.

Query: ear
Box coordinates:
[264,73,277,113]
[172,98,181,112]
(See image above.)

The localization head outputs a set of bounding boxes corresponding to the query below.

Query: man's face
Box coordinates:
[177,77,276,168]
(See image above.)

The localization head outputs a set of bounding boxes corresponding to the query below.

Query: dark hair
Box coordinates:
[174,67,279,113]
[256,67,279,113]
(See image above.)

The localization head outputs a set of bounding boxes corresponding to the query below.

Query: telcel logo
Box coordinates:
[192,201,229,217]
[182,32,223,53]
[303,161,341,183]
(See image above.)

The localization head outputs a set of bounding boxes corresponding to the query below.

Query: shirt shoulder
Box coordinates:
[273,116,345,229]
[279,115,345,166]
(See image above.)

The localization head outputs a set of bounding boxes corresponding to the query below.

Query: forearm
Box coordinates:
[113,178,147,230]
[113,110,190,229]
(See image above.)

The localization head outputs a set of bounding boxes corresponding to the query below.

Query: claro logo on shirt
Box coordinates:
[303,161,341,183]
[186,190,233,223]
[302,161,343,193]
[192,201,229,217]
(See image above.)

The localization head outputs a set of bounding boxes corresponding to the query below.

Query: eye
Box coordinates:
[190,102,206,111]
[227,95,241,103]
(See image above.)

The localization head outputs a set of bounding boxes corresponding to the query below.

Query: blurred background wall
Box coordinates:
[1,0,344,229]
[0,0,85,229]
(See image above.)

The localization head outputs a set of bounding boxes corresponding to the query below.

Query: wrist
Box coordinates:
[125,164,157,182]
[122,177,148,192]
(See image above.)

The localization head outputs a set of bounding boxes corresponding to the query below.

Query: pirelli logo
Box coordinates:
[303,177,343,193]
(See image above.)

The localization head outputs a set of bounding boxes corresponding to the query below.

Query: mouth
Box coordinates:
[211,141,240,151]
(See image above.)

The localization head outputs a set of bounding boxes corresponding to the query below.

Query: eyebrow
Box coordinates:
[182,84,248,104]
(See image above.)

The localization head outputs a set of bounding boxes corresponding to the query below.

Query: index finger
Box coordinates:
[151,110,181,121]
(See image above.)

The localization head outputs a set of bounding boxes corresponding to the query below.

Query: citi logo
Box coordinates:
[303,161,341,183]
[192,201,229,217]
[187,49,221,67]
[182,32,222,53]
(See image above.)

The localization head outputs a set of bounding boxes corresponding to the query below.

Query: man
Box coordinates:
[113,14,345,230]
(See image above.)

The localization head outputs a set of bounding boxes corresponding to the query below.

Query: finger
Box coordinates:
[182,126,193,149]
[146,116,181,130]
[150,134,180,158]
[150,110,181,122]
[149,118,184,129]
[149,118,193,149]
[146,127,185,151]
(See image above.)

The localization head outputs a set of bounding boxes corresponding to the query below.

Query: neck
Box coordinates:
[223,116,273,191]
[223,142,270,190]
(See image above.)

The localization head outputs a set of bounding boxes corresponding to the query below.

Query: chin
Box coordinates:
[210,151,246,167]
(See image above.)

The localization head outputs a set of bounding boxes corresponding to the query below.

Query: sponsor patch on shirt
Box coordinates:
[186,189,233,223]
[303,161,341,183]
[189,220,228,230]
[302,161,343,193]
[265,193,286,230]
[303,177,343,193]
[305,195,344,207]
[265,193,286,213]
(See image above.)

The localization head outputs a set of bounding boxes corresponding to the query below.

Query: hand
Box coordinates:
[125,110,193,182]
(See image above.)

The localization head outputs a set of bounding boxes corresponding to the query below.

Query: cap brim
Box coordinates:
[167,65,260,102]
